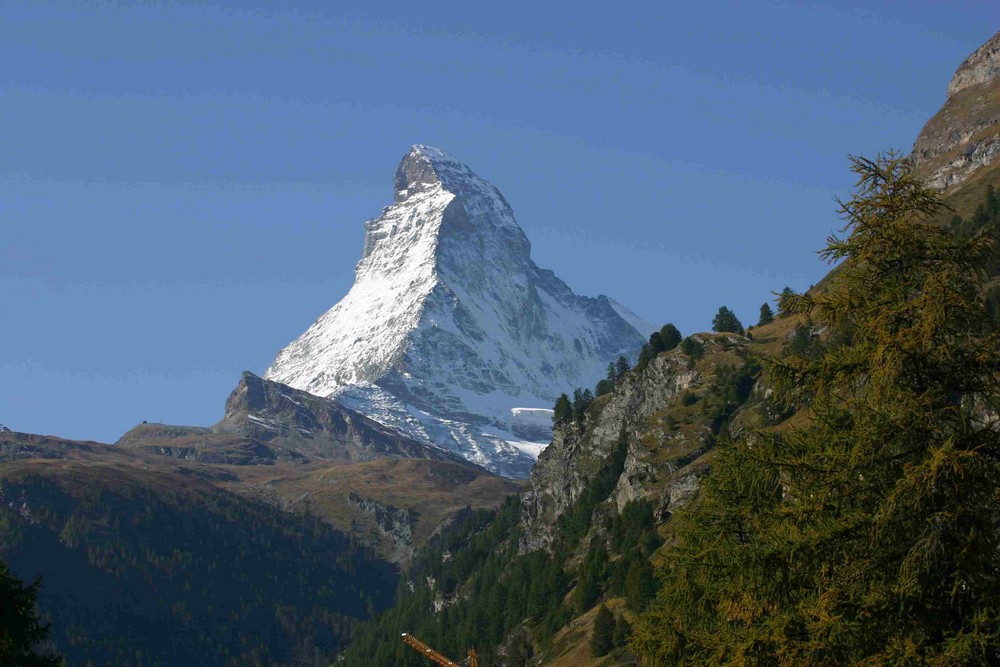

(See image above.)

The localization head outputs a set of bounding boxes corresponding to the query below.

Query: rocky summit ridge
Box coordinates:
[913,30,1000,191]
[265,145,650,477]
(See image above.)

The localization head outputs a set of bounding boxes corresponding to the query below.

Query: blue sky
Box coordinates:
[2,1,997,442]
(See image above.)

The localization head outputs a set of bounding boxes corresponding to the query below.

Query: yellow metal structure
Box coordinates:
[401,633,479,667]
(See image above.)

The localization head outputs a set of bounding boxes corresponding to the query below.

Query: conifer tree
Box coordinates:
[0,561,61,666]
[757,302,774,326]
[633,152,1000,665]
[635,343,653,370]
[552,393,571,424]
[591,605,614,657]
[612,613,631,648]
[659,323,682,350]
[711,306,744,334]
[648,331,666,354]
[776,286,796,316]
[572,388,594,423]
[614,354,631,380]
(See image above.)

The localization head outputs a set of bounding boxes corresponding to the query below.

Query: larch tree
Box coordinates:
[632,152,1000,665]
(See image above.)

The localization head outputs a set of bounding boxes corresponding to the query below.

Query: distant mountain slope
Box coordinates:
[913,30,1000,210]
[265,146,647,477]
[0,423,520,663]
[0,431,397,666]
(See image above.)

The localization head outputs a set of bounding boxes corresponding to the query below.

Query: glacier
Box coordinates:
[266,145,649,477]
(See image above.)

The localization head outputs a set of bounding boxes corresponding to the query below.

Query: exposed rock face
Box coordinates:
[265,145,649,477]
[948,32,1000,98]
[520,333,749,551]
[913,31,1000,190]
[348,492,417,563]
[119,372,459,465]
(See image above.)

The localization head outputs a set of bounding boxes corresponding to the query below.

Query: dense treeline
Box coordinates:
[343,440,660,665]
[633,154,1000,664]
[0,472,396,666]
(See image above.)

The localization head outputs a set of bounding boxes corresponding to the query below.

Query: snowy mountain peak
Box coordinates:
[266,146,648,477]
[393,145,473,202]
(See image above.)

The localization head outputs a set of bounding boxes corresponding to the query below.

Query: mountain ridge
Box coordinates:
[265,145,649,477]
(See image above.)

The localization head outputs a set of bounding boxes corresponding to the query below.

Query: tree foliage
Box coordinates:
[679,336,704,361]
[711,306,744,334]
[343,443,634,666]
[637,324,683,370]
[590,605,614,657]
[0,561,60,667]
[757,302,774,326]
[633,152,1000,665]
[552,393,572,423]
[776,286,796,317]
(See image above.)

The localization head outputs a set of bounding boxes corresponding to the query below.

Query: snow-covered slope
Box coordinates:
[266,145,647,477]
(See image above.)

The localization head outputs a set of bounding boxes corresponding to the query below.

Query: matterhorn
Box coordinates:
[266,146,650,477]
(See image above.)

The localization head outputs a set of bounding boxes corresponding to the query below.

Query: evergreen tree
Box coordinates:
[552,393,571,424]
[612,613,631,648]
[571,388,594,423]
[679,336,704,361]
[648,331,666,354]
[0,561,61,667]
[635,344,653,370]
[614,355,631,380]
[659,323,682,351]
[590,605,614,657]
[757,302,774,326]
[711,306,744,334]
[633,152,1000,665]
[776,286,796,316]
[623,557,656,612]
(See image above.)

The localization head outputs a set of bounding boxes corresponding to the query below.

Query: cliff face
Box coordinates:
[520,332,754,552]
[913,31,1000,191]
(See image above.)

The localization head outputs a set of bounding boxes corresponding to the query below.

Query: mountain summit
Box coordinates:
[265,145,650,476]
[913,30,1000,191]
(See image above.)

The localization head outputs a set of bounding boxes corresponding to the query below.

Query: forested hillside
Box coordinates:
[340,161,1000,666]
[0,456,396,666]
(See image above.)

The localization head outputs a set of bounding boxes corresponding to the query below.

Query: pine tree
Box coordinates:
[776,286,796,316]
[659,323,682,350]
[711,306,744,334]
[0,561,61,667]
[552,393,571,424]
[635,344,653,370]
[648,331,665,354]
[614,355,631,380]
[757,302,774,326]
[623,556,655,612]
[612,613,631,648]
[633,152,1000,665]
[590,605,614,657]
[572,388,594,423]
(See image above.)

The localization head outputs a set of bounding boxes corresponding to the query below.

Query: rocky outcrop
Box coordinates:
[118,372,464,466]
[212,372,460,463]
[948,31,1000,98]
[348,491,417,562]
[520,333,750,551]
[913,31,1000,190]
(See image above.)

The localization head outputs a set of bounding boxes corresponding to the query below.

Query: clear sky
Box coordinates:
[2,1,997,442]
